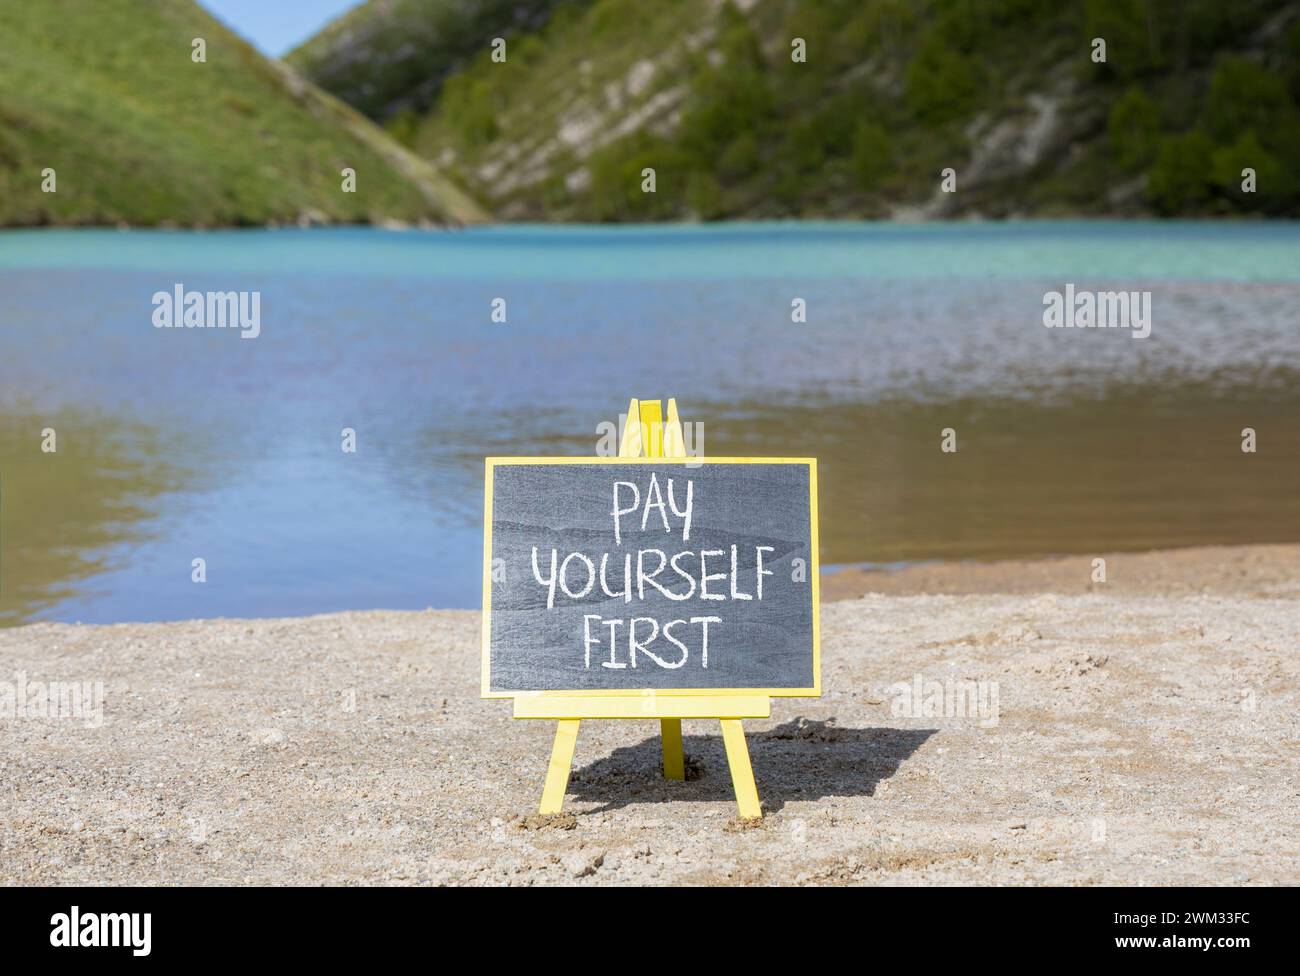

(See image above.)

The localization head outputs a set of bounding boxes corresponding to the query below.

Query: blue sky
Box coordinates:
[199,0,361,56]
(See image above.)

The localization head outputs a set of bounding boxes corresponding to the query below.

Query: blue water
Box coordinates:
[4,221,1300,280]
[2,221,1298,624]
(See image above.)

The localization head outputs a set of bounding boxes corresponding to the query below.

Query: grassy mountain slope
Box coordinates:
[285,0,589,123]
[0,0,485,227]
[297,0,1300,221]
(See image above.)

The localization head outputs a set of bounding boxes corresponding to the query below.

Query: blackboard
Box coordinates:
[482,459,819,695]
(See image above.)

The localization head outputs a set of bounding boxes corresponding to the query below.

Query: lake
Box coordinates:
[2,221,1298,624]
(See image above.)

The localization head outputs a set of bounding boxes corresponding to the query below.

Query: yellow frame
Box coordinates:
[480,455,822,702]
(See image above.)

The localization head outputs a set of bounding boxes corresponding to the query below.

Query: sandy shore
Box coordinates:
[2,544,1297,886]
[822,543,1300,600]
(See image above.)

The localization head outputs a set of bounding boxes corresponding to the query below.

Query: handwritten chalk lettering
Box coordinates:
[526,474,787,668]
[487,460,815,693]
[559,552,595,600]
[533,545,774,609]
[612,474,693,544]
[584,614,722,669]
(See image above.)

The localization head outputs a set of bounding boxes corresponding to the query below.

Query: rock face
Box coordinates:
[284,0,582,121]
[291,0,1300,222]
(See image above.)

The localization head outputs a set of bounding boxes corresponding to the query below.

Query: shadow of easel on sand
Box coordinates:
[566,718,936,815]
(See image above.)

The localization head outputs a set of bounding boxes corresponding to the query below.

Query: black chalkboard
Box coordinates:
[483,459,819,694]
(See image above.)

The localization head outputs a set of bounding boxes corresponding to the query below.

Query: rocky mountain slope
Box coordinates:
[285,0,588,121]
[291,0,1300,221]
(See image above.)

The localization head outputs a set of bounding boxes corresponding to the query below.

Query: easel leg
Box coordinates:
[539,719,580,815]
[660,718,685,780]
[719,719,762,819]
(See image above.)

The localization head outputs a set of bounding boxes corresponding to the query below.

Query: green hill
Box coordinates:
[0,0,485,227]
[284,0,589,123]
[292,0,1300,221]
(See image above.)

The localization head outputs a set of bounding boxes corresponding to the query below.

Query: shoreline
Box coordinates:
[3,541,1296,885]
[821,542,1300,600]
[9,542,1295,630]
[5,216,1297,234]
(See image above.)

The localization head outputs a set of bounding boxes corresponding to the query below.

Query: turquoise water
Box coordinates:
[4,220,1300,279]
[1,221,1298,624]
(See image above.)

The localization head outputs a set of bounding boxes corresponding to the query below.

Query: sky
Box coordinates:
[199,0,361,56]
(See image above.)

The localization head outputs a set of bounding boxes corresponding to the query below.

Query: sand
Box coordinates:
[2,544,1297,886]
[821,543,1300,600]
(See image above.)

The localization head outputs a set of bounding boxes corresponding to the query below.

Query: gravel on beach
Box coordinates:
[2,545,1297,885]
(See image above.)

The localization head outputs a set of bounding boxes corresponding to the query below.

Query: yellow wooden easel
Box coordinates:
[522,397,768,820]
